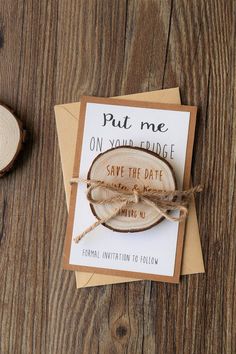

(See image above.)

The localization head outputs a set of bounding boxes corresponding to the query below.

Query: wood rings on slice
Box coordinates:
[0,104,25,177]
[87,146,176,232]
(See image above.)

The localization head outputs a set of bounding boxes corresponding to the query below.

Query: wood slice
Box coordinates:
[87,146,177,232]
[0,104,25,177]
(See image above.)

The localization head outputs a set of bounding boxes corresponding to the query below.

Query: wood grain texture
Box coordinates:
[0,0,235,353]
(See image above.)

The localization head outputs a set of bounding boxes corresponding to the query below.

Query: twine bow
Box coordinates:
[70,178,203,243]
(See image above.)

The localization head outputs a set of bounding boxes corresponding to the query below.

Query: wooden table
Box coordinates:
[0,1,235,353]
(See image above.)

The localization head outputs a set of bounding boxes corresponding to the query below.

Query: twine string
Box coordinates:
[70,178,203,243]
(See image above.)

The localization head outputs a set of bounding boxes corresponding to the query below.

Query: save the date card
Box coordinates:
[63,96,197,283]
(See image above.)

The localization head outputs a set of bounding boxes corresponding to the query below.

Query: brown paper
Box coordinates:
[54,88,204,287]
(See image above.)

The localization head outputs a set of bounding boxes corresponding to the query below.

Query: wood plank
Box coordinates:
[0,0,58,353]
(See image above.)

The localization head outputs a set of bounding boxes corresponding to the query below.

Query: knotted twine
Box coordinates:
[70,178,203,243]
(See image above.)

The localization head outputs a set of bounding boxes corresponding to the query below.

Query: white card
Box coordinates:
[63,96,197,283]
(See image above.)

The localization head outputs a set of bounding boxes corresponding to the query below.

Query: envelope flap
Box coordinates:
[118,88,181,104]
[75,271,136,288]
[54,105,80,207]
[55,102,81,120]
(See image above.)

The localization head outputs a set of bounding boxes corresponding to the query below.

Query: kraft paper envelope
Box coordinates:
[55,88,204,288]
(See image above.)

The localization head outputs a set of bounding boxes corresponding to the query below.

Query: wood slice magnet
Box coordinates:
[0,104,25,177]
[88,146,176,232]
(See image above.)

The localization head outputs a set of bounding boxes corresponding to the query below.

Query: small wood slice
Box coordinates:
[0,104,25,177]
[88,146,177,232]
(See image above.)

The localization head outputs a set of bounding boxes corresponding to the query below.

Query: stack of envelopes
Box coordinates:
[54,88,204,288]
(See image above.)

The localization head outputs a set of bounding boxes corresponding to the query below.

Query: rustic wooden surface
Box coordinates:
[0,1,235,353]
